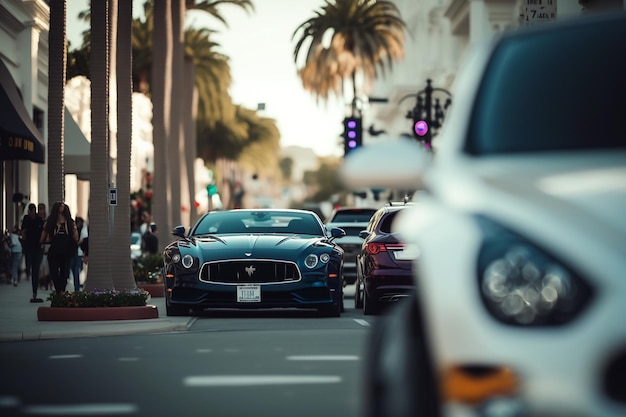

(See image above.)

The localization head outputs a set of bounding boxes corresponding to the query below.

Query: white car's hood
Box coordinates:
[431,150,626,253]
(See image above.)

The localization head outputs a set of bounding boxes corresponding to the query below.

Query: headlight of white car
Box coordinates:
[476,216,593,326]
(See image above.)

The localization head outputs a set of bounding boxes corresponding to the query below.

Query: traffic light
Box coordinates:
[343,116,362,156]
[413,118,432,145]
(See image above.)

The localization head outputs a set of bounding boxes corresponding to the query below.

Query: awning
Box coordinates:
[0,59,45,164]
[64,107,90,180]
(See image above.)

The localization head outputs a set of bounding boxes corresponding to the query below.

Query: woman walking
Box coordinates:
[40,202,79,294]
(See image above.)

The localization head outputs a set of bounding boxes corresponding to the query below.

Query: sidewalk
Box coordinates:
[0,275,195,342]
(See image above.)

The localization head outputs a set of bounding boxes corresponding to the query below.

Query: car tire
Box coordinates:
[362,292,441,417]
[355,280,363,309]
[318,300,341,317]
[363,290,379,315]
[166,301,189,317]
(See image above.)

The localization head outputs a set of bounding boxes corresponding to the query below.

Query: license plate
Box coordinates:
[237,285,261,302]
[393,249,417,260]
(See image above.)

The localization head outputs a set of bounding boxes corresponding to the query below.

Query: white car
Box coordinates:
[130,232,142,259]
[341,12,626,417]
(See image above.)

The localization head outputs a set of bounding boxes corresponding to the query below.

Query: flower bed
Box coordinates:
[47,288,150,308]
[38,288,157,321]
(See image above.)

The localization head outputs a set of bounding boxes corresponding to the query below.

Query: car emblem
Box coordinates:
[245,252,252,257]
[245,265,256,277]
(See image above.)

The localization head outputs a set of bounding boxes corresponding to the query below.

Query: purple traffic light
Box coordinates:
[347,120,356,129]
[414,120,428,136]
[348,139,357,149]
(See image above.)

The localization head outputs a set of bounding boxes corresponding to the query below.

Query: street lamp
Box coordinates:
[400,79,452,147]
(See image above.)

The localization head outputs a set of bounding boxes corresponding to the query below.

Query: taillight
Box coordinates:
[366,243,387,254]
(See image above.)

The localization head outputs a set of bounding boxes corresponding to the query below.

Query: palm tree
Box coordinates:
[292,0,407,113]
[151,0,173,251]
[170,0,184,228]
[47,0,67,206]
[85,0,113,290]
[111,0,136,289]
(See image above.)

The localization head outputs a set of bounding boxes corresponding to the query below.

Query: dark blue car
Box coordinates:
[163,209,346,317]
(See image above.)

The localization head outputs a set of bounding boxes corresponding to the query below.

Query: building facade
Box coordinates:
[366,0,622,144]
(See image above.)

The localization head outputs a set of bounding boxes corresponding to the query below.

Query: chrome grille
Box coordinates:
[200,259,301,284]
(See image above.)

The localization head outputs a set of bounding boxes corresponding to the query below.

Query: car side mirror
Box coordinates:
[338,137,431,190]
[359,230,370,239]
[172,225,186,238]
[329,227,346,240]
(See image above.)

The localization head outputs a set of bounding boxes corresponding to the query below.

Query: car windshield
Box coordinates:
[131,233,141,245]
[192,210,324,236]
[328,209,377,223]
[466,19,626,155]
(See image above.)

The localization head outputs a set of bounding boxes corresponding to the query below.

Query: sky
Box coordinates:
[66,0,346,158]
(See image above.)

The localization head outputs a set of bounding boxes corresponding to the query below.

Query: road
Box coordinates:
[0,290,377,417]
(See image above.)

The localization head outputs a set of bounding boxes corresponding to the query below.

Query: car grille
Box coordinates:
[200,260,302,284]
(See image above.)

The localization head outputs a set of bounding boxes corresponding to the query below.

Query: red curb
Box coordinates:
[37,305,159,321]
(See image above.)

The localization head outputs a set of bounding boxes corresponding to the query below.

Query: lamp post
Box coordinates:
[400,79,452,148]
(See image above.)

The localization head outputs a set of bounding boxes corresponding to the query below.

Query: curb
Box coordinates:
[37,305,159,321]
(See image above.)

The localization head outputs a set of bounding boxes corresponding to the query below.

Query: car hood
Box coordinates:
[185,234,329,260]
[432,150,626,252]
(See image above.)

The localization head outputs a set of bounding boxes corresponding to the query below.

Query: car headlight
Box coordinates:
[181,254,195,269]
[476,216,593,326]
[304,254,319,269]
[320,253,330,263]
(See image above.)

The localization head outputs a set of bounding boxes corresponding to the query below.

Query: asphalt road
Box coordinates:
[0,289,378,417]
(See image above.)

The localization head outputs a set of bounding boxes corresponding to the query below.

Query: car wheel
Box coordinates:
[166,301,189,317]
[355,280,363,309]
[363,290,379,315]
[341,289,345,312]
[318,300,341,317]
[363,292,441,417]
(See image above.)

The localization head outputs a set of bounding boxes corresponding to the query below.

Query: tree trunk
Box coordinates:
[152,0,173,250]
[47,0,67,206]
[85,0,113,290]
[183,57,198,226]
[112,0,136,289]
[170,0,183,228]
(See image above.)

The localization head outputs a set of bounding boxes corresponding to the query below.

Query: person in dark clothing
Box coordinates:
[142,223,159,255]
[40,201,79,294]
[21,204,45,302]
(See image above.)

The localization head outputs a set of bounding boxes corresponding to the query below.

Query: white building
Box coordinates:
[366,0,621,144]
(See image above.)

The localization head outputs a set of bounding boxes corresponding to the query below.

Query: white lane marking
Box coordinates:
[286,355,359,361]
[48,354,83,360]
[353,319,370,327]
[196,349,212,353]
[184,375,341,387]
[22,403,138,415]
[118,357,139,362]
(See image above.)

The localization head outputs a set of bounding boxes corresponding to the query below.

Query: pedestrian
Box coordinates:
[139,211,152,235]
[69,216,88,292]
[142,223,159,255]
[7,225,23,286]
[40,201,79,294]
[37,202,51,289]
[20,203,45,302]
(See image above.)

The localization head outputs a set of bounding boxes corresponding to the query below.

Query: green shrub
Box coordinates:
[48,288,150,308]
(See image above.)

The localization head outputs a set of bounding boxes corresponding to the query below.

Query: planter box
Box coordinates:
[137,283,165,297]
[37,305,159,321]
